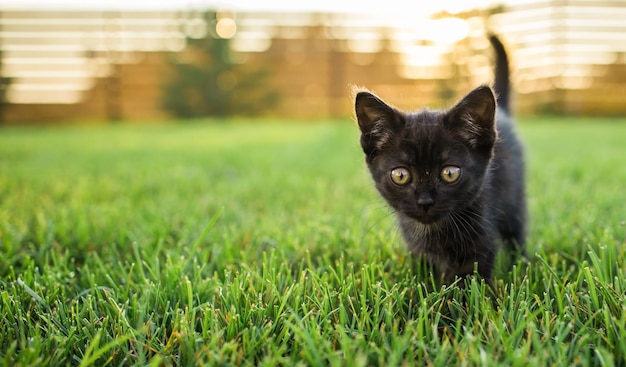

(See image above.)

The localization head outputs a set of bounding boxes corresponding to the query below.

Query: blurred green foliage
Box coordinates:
[0,48,12,124]
[163,12,279,118]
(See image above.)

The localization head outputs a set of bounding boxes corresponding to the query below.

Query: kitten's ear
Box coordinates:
[445,86,497,151]
[355,91,403,157]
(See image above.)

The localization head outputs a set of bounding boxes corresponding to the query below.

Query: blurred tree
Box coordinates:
[163,12,279,118]
[0,21,11,124]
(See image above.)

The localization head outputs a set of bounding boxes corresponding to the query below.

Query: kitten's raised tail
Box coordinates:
[488,34,510,113]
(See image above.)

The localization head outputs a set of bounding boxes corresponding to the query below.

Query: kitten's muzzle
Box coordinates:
[417,192,435,211]
[407,192,440,224]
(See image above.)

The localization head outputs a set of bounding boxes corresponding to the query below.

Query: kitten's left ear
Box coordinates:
[445,86,497,150]
[355,91,404,158]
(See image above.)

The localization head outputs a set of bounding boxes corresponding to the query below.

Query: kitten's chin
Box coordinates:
[405,212,443,226]
[415,216,439,225]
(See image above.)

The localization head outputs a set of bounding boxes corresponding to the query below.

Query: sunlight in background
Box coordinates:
[1,1,483,104]
[0,14,184,103]
[488,4,625,93]
[0,0,509,104]
[3,0,502,14]
[397,18,470,79]
[1,0,625,116]
[215,17,237,39]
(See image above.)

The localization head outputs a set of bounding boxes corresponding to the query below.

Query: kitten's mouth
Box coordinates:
[416,216,439,225]
[407,212,442,225]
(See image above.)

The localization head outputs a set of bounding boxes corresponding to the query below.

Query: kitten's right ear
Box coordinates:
[354,91,403,157]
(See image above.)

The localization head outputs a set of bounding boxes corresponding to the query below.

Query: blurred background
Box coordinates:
[0,0,624,124]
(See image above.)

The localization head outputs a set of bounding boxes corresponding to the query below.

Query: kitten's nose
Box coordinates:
[417,192,434,212]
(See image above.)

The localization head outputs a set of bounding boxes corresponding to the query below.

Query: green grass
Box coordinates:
[1,117,625,366]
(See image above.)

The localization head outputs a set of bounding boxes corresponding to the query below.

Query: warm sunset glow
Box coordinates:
[230,31,271,53]
[1,0,624,115]
[421,18,470,44]
[400,45,450,79]
[215,17,237,39]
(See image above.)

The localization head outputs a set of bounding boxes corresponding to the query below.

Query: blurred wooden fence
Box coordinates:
[0,10,176,123]
[0,1,625,123]
[491,0,626,115]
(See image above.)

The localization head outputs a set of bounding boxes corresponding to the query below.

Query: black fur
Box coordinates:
[489,34,511,112]
[355,36,526,283]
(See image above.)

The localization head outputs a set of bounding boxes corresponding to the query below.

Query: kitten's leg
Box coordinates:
[444,250,496,285]
[498,212,527,260]
[503,228,527,261]
[505,238,527,262]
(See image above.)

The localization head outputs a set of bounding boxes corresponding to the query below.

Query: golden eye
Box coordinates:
[390,167,411,185]
[440,166,461,183]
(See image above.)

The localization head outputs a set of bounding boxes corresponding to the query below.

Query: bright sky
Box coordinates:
[5,0,512,15]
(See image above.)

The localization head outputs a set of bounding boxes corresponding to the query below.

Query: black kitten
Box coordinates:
[355,35,526,283]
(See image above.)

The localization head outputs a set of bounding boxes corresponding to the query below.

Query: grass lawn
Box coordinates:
[1,117,625,366]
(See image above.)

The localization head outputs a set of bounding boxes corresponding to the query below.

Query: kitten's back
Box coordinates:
[489,35,527,254]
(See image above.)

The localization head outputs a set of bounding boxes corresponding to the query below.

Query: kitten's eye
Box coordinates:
[390,167,411,185]
[440,166,461,183]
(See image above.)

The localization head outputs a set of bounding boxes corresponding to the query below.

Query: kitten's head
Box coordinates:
[355,86,497,225]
